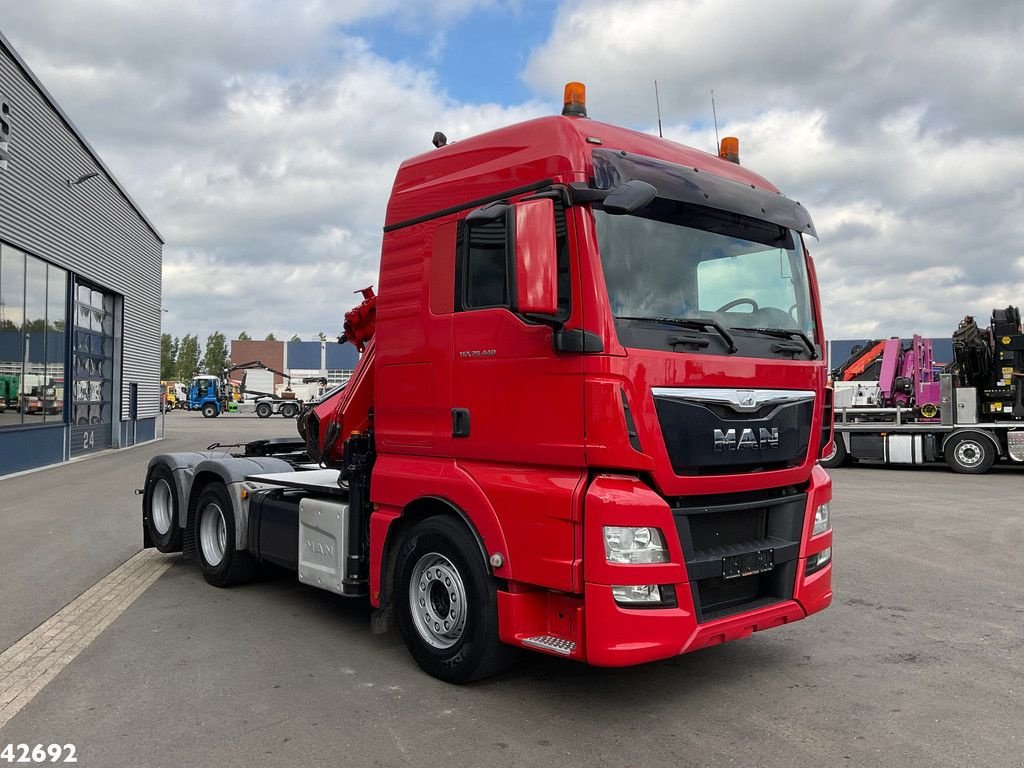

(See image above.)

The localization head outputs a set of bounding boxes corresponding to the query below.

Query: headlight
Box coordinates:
[603,526,669,564]
[812,503,831,536]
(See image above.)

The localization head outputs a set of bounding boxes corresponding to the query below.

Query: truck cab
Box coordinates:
[357,104,832,671]
[143,86,833,683]
[187,374,225,418]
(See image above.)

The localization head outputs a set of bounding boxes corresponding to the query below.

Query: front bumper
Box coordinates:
[583,557,831,667]
[497,467,832,666]
[580,467,832,666]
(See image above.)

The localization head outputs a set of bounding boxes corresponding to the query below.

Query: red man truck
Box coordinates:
[142,83,834,683]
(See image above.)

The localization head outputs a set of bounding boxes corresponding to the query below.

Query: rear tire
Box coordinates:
[194,483,257,587]
[201,403,217,418]
[819,437,850,469]
[281,403,298,419]
[394,516,517,683]
[944,433,995,474]
[255,402,272,419]
[143,465,182,553]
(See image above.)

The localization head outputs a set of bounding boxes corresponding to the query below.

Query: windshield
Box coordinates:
[594,198,817,351]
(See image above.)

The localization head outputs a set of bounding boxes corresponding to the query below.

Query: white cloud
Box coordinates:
[3,0,1023,347]
[1,0,541,341]
[524,0,1024,339]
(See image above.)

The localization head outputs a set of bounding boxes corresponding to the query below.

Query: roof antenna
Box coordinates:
[711,89,720,152]
[654,80,663,138]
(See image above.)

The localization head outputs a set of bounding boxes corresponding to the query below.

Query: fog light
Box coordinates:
[612,584,662,604]
[812,503,831,536]
[805,546,832,575]
[603,526,668,564]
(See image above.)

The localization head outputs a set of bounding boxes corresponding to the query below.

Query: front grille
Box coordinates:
[653,391,814,476]
[673,488,805,622]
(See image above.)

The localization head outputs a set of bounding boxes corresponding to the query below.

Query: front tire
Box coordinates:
[143,465,182,552]
[394,516,517,683]
[819,437,850,469]
[194,483,257,587]
[201,403,217,418]
[944,433,995,474]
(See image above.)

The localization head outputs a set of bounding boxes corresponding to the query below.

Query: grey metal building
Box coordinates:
[0,31,163,476]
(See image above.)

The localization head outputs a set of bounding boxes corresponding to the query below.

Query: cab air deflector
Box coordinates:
[587,148,817,238]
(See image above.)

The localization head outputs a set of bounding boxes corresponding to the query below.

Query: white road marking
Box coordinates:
[0,549,174,728]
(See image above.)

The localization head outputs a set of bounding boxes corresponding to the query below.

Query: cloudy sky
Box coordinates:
[2,0,1022,344]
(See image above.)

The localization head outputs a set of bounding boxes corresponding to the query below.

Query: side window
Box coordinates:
[553,197,571,323]
[455,193,571,318]
[461,218,509,310]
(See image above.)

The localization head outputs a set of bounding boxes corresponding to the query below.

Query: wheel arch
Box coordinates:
[377,496,492,614]
[183,456,293,558]
[940,428,1001,456]
[144,453,211,547]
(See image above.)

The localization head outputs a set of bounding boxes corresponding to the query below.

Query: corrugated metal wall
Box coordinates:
[0,41,163,420]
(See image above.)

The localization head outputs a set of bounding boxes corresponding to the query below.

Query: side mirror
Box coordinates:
[602,179,657,215]
[513,198,559,317]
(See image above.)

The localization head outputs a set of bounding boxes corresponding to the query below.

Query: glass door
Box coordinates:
[70,281,115,456]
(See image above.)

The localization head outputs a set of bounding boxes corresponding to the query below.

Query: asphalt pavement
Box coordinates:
[1,417,1021,767]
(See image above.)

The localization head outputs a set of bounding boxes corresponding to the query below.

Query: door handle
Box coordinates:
[452,408,470,438]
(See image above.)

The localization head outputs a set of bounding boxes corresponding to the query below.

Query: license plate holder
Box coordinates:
[722,549,774,580]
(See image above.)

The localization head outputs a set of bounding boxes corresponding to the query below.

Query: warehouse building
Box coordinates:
[0,31,163,475]
[229,338,359,392]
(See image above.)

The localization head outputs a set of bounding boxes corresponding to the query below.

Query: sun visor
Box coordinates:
[591,148,817,239]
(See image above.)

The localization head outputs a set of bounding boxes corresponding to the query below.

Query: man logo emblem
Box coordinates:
[714,427,780,451]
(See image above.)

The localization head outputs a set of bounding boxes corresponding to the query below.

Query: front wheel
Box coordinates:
[201,403,217,418]
[394,516,517,684]
[819,437,850,469]
[194,483,257,587]
[944,433,995,474]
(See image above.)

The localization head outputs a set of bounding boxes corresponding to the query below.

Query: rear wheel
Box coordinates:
[819,437,850,469]
[201,403,217,418]
[255,402,272,419]
[194,483,257,587]
[394,516,517,683]
[944,433,995,474]
[281,403,298,419]
[143,465,182,552]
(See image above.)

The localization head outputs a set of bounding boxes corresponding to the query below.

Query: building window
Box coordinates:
[326,369,353,386]
[0,243,68,428]
[70,281,115,455]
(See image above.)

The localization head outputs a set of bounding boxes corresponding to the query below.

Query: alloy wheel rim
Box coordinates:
[956,441,982,466]
[409,553,468,649]
[151,479,173,535]
[199,503,227,566]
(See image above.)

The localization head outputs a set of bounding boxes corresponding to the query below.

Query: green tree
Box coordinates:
[160,333,177,379]
[176,334,201,380]
[238,330,251,340]
[290,334,301,342]
[265,332,277,341]
[202,331,231,376]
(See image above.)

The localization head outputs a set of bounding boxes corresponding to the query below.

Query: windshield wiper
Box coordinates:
[615,315,738,353]
[731,326,818,359]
